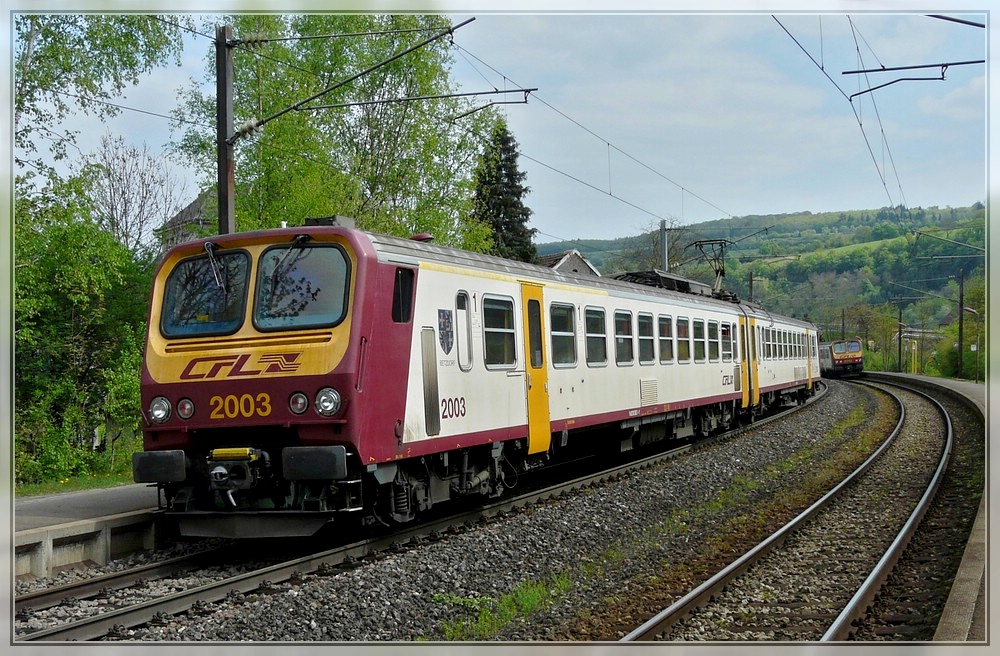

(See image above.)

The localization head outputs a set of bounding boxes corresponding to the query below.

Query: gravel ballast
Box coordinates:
[23,381,885,642]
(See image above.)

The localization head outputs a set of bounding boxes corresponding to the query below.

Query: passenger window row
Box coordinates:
[759,326,810,360]
[444,290,813,372]
[586,307,738,368]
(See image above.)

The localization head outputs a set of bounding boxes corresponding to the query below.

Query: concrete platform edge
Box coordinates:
[932,488,987,641]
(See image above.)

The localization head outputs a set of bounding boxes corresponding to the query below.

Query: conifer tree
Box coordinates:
[471,118,537,262]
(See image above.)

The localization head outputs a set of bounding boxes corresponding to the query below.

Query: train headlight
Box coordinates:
[289,392,309,415]
[177,398,195,420]
[149,396,172,424]
[315,387,342,416]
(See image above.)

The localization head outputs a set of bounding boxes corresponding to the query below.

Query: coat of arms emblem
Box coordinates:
[438,309,454,354]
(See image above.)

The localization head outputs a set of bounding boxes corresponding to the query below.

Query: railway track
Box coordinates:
[16,384,828,642]
[622,379,956,641]
[851,378,985,640]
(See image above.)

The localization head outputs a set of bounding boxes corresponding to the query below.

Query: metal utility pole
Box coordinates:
[957,268,964,378]
[211,18,476,236]
[216,25,235,235]
[660,220,669,272]
[897,306,903,373]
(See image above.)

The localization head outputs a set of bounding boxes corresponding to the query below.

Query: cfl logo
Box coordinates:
[180,352,302,380]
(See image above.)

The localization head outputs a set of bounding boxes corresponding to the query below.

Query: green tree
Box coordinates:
[172,14,492,250]
[934,273,985,379]
[14,14,183,484]
[14,14,188,183]
[15,179,153,483]
[470,117,536,262]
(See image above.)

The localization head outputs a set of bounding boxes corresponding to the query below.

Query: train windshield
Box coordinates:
[847,340,862,353]
[254,243,351,331]
[161,249,250,337]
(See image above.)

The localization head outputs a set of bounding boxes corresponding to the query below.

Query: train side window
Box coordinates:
[658,315,674,363]
[456,292,473,371]
[614,310,634,366]
[721,322,733,361]
[764,327,772,360]
[638,313,655,365]
[708,321,720,361]
[527,299,544,369]
[483,296,516,369]
[392,268,415,323]
[693,319,706,362]
[676,317,691,362]
[584,307,608,366]
[550,303,577,367]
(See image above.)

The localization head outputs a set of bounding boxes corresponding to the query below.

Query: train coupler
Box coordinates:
[207,448,273,507]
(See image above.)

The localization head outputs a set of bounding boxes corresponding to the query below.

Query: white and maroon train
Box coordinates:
[133,219,820,538]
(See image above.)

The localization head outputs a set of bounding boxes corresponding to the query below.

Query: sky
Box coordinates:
[9,2,990,246]
[445,11,987,243]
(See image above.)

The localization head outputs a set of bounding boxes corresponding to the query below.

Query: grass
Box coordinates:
[15,471,135,497]
[436,572,574,640]
[573,395,889,633]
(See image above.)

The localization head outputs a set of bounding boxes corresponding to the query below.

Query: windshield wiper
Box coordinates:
[204,242,225,293]
[266,234,312,315]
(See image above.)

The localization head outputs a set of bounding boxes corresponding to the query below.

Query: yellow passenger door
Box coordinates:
[520,282,551,455]
[739,314,761,408]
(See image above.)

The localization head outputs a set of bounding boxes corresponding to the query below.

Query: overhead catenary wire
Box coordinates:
[51,15,970,257]
[773,15,908,223]
[847,16,909,217]
[228,17,476,143]
[52,15,743,250]
[448,41,735,223]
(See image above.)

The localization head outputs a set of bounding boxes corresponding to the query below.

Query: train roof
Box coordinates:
[363,228,816,330]
[168,221,817,331]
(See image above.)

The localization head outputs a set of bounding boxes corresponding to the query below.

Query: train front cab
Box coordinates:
[132,227,379,537]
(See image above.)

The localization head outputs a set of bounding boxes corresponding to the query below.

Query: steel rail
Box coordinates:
[622,381,906,641]
[821,381,953,641]
[15,547,232,613]
[20,382,827,642]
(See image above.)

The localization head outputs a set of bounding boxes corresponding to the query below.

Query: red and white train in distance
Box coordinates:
[133,217,821,538]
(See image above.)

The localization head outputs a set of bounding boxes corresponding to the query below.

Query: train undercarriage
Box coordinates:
[150,388,814,538]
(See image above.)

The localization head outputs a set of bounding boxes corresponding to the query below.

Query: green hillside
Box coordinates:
[538,203,986,378]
